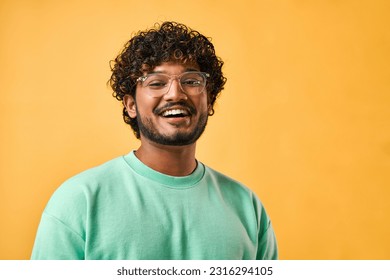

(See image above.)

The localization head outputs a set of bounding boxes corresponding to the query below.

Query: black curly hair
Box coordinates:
[109,21,227,139]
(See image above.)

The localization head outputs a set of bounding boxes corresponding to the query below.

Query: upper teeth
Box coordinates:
[162,109,188,117]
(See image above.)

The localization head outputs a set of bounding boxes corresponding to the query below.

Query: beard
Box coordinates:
[136,108,208,146]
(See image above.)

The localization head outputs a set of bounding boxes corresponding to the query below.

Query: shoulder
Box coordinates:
[203,164,255,196]
[56,154,129,193]
[202,164,265,210]
[202,164,270,216]
[44,155,128,215]
[63,155,127,187]
[202,164,273,235]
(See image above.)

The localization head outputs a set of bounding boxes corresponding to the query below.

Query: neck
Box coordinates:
[135,138,197,177]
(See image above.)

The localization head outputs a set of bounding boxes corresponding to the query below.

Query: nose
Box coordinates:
[163,78,187,101]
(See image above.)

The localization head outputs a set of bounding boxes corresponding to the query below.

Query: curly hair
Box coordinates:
[109,21,227,138]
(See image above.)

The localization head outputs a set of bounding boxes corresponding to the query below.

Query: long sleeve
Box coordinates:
[257,220,278,260]
[31,212,85,259]
[252,193,278,260]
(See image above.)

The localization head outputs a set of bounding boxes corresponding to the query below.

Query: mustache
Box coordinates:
[154,101,197,115]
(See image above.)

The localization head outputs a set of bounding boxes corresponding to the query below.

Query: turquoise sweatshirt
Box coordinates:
[31,151,277,259]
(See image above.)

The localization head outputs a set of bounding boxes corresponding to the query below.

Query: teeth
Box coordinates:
[162,109,188,117]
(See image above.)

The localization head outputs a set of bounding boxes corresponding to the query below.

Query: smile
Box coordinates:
[161,109,190,118]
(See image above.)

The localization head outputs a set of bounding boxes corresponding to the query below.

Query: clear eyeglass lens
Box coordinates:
[141,72,207,96]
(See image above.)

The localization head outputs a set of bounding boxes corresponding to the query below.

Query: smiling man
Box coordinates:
[31,21,278,260]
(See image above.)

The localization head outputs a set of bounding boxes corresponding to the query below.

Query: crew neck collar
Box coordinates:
[123,150,204,188]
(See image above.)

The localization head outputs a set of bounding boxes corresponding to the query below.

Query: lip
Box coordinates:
[160,107,191,117]
[154,102,196,117]
[160,114,191,126]
[154,103,195,127]
[158,106,191,116]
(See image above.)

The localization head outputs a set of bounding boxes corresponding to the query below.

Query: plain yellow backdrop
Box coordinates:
[1,0,389,259]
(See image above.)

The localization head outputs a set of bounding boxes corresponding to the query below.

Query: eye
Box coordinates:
[181,73,204,87]
[148,81,167,88]
[181,79,202,87]
[144,75,169,89]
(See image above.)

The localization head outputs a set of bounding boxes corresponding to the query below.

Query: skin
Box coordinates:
[123,62,211,176]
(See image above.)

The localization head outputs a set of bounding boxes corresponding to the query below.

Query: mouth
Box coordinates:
[156,106,194,127]
[155,102,196,120]
[161,108,191,118]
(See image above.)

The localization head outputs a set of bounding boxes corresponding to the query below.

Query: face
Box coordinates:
[124,62,210,146]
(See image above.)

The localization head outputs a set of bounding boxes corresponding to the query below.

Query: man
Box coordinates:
[31,21,277,260]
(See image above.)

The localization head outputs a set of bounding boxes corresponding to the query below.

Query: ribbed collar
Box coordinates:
[122,150,205,189]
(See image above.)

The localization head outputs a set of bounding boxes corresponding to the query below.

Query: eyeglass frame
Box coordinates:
[136,71,210,97]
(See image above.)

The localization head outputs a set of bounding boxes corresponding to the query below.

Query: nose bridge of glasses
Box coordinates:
[165,74,185,95]
[170,74,187,91]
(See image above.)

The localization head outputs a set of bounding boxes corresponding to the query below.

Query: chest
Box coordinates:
[84,186,258,259]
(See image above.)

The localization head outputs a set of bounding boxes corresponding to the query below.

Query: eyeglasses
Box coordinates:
[136,71,210,97]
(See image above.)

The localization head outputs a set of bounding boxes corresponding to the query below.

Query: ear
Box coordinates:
[123,95,137,118]
[208,104,215,116]
[207,93,214,116]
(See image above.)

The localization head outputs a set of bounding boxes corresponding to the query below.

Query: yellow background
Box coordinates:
[1,0,389,259]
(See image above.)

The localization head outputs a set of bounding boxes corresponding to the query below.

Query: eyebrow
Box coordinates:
[147,68,200,75]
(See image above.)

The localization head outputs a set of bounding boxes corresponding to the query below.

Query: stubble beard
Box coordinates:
[136,109,209,146]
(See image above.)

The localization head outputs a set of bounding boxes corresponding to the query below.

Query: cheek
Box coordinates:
[199,95,209,113]
[192,93,210,111]
[135,96,160,115]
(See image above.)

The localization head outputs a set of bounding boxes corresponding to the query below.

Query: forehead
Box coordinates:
[145,61,200,75]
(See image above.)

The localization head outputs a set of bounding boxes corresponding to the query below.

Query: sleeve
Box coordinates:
[31,179,88,260]
[31,212,85,260]
[252,194,278,260]
[257,220,278,260]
